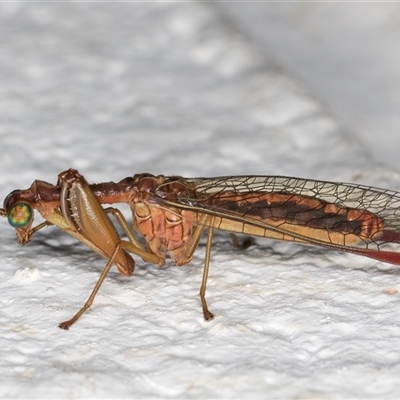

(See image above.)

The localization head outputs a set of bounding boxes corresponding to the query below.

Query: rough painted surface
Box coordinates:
[1,3,400,399]
[218,2,400,170]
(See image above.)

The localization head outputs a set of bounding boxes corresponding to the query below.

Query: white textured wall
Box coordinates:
[1,3,400,399]
[219,3,400,170]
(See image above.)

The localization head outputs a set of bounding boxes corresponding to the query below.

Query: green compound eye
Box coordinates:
[7,203,33,228]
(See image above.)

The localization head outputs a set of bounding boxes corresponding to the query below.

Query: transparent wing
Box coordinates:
[154,175,400,265]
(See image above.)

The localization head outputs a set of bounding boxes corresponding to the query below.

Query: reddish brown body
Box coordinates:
[129,176,199,266]
[2,169,400,329]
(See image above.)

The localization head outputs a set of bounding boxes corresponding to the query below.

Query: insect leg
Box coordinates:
[200,224,215,321]
[17,220,54,245]
[58,241,126,330]
[230,233,253,250]
[58,231,162,330]
[30,220,54,235]
[103,207,161,264]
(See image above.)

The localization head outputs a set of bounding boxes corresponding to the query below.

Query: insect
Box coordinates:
[2,169,400,329]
